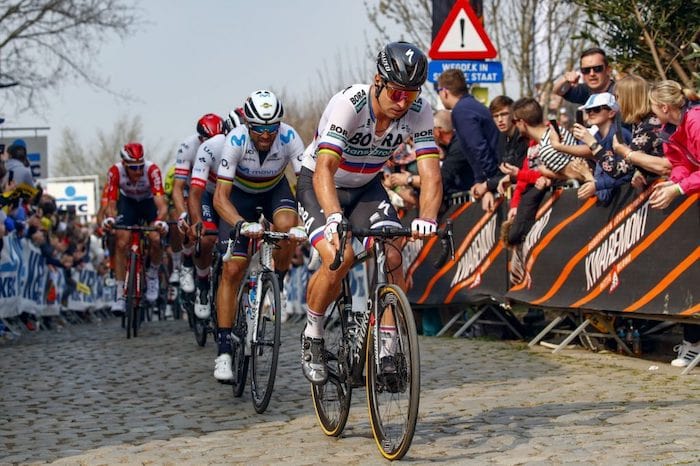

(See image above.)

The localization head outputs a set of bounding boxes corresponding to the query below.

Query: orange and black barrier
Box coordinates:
[403,183,699,320]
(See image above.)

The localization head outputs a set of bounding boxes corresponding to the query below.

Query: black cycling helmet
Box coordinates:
[376,41,428,89]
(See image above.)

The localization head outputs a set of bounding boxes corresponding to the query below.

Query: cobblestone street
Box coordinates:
[1,316,698,465]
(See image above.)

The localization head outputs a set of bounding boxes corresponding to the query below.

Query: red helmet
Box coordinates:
[120,142,144,163]
[196,113,224,139]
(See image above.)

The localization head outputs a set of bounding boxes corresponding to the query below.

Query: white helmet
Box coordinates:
[243,90,284,125]
[225,107,245,132]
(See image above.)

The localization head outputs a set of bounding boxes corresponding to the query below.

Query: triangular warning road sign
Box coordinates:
[429,0,497,60]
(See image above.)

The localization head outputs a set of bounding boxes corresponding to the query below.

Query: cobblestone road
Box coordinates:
[1,315,698,465]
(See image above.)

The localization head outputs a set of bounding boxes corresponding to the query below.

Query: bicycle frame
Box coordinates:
[337,237,393,387]
[126,229,145,305]
[333,222,454,386]
[241,227,288,353]
[114,224,160,338]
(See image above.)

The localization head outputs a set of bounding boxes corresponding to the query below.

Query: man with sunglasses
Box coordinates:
[101,143,169,315]
[553,47,615,105]
[296,41,442,385]
[211,90,307,381]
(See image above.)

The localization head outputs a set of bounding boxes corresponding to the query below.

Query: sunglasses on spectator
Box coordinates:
[585,106,610,114]
[249,123,280,134]
[384,82,421,102]
[581,64,605,75]
[126,164,145,171]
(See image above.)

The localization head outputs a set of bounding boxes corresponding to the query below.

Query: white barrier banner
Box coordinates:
[19,238,48,315]
[0,232,22,318]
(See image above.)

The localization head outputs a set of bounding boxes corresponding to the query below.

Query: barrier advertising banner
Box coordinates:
[403,184,699,319]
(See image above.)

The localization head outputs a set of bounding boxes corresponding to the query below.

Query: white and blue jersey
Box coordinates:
[216,123,304,193]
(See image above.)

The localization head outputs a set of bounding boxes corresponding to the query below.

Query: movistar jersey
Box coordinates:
[216,123,304,194]
[300,84,439,188]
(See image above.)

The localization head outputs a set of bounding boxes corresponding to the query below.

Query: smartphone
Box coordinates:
[575,109,584,126]
[548,119,562,138]
[614,113,625,142]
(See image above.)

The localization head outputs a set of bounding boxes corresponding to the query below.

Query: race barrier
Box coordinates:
[404,183,699,322]
[0,232,113,318]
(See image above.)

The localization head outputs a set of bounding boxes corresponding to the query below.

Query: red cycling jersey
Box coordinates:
[106,161,165,202]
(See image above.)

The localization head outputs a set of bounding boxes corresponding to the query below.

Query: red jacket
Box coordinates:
[665,105,700,195]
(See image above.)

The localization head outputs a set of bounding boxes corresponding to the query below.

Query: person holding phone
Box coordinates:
[571,93,633,204]
[553,48,615,105]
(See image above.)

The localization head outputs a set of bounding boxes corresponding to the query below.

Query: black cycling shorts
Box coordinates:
[116,196,158,226]
[218,177,297,258]
[296,167,401,247]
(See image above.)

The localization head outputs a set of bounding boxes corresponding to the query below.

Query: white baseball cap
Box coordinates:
[581,92,619,112]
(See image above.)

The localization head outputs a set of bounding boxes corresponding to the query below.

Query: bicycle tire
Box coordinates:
[366,284,419,461]
[250,272,281,414]
[311,296,352,436]
[231,282,250,398]
[193,313,208,346]
[125,252,138,339]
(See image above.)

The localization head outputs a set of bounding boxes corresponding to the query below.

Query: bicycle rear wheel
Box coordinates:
[231,282,250,398]
[366,284,419,461]
[125,253,138,339]
[250,272,281,413]
[311,296,352,436]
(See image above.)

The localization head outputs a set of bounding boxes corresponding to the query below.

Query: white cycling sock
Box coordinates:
[196,266,209,279]
[116,281,124,299]
[379,326,398,358]
[304,306,325,339]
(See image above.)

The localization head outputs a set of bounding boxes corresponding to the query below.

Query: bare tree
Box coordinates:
[52,115,142,186]
[0,0,139,111]
[363,0,587,100]
[488,0,585,99]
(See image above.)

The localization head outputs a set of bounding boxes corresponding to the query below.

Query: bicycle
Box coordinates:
[224,218,306,413]
[113,224,161,339]
[311,220,453,460]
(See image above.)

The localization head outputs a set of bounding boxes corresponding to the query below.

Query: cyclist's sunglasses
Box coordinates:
[249,123,280,134]
[126,164,145,171]
[383,82,421,103]
[581,64,605,75]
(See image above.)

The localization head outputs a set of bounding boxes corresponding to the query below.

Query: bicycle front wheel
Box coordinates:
[125,253,138,339]
[250,272,281,414]
[366,284,419,461]
[311,296,352,436]
[231,282,250,398]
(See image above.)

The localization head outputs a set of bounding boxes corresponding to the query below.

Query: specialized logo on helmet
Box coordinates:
[261,102,273,109]
[405,49,414,64]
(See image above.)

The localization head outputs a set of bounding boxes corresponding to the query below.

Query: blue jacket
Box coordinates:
[451,94,500,183]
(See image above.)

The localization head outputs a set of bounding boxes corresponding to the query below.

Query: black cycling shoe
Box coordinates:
[301,334,328,385]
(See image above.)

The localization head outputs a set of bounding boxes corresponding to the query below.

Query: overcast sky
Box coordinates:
[4,1,385,173]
